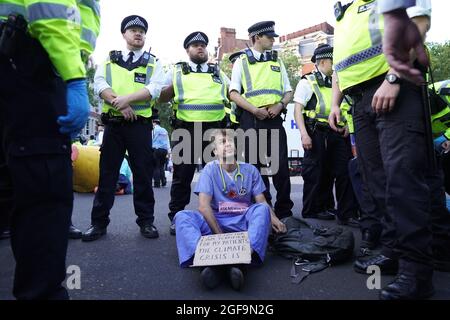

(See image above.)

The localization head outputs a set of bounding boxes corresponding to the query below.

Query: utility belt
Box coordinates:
[343,73,387,102]
[169,112,228,130]
[101,112,152,126]
[305,117,332,134]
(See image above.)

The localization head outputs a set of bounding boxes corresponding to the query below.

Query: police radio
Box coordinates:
[138,51,151,67]
[137,45,153,67]
[266,50,278,62]
[313,71,330,88]
[207,63,223,84]
[244,45,257,64]
[334,2,344,21]
[334,1,353,21]
[209,63,220,77]
[109,50,122,63]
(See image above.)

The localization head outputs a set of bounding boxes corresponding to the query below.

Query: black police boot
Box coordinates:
[227,266,245,291]
[69,225,82,239]
[170,222,176,236]
[82,225,107,242]
[380,262,434,300]
[354,254,398,275]
[0,229,11,240]
[140,224,159,239]
[200,266,223,290]
[360,229,380,250]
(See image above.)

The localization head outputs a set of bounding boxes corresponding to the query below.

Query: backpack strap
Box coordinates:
[290,258,330,285]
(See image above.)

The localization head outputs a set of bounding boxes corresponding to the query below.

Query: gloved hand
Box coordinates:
[57,79,90,138]
[433,135,447,154]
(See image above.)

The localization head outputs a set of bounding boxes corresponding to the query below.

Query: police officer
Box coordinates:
[293,44,358,224]
[229,21,294,219]
[427,79,450,272]
[344,104,383,252]
[152,115,170,188]
[436,80,450,194]
[160,31,230,235]
[82,15,164,241]
[0,0,99,299]
[329,0,436,299]
[226,51,244,129]
[68,0,101,240]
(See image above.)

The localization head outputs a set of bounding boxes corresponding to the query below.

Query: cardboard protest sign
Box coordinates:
[192,232,252,267]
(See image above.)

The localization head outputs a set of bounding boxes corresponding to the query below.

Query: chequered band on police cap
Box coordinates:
[249,26,275,37]
[189,33,207,44]
[315,52,333,60]
[124,17,146,30]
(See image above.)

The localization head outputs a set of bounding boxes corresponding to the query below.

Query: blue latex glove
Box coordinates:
[433,135,447,154]
[57,80,90,138]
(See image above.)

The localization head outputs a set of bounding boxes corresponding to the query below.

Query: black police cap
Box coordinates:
[121,15,148,34]
[183,31,209,49]
[311,44,333,63]
[248,21,279,38]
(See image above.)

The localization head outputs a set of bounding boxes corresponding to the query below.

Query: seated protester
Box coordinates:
[116,157,133,195]
[174,129,287,291]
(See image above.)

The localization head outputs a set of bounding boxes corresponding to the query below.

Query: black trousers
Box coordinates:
[168,122,219,221]
[0,42,72,299]
[239,110,293,219]
[348,157,382,237]
[442,152,450,195]
[301,126,358,220]
[321,169,336,211]
[153,148,168,186]
[352,79,434,272]
[0,149,12,232]
[427,156,450,252]
[91,121,155,228]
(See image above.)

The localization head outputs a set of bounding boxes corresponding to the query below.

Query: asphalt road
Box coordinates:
[1,176,449,300]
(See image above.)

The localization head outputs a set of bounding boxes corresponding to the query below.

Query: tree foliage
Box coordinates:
[428,41,450,82]
[280,49,302,91]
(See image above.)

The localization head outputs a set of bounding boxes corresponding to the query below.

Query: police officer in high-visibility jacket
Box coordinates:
[434,80,450,195]
[68,0,101,240]
[226,51,244,128]
[426,79,450,273]
[342,100,384,252]
[329,0,436,299]
[82,15,165,242]
[0,0,99,299]
[293,44,358,225]
[230,21,294,219]
[160,31,230,235]
[78,0,100,62]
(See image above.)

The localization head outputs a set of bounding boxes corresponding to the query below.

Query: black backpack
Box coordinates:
[269,216,355,284]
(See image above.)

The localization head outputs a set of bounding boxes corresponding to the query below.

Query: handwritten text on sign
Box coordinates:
[193,232,252,267]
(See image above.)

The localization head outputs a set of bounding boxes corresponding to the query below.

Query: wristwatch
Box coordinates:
[279,101,286,109]
[385,73,402,85]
